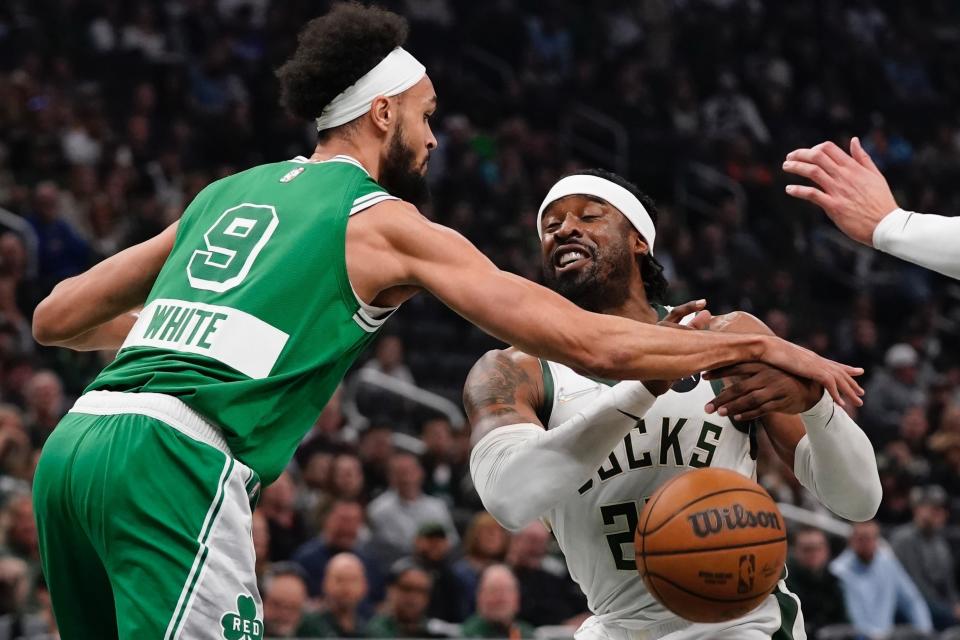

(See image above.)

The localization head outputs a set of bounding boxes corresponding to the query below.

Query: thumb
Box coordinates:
[688,310,713,331]
[851,136,880,173]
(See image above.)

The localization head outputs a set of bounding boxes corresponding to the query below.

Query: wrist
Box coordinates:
[801,389,834,423]
[871,207,908,250]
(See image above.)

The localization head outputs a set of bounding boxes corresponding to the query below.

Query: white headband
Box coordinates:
[315,47,426,131]
[537,175,656,253]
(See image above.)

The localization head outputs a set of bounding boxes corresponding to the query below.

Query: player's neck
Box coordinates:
[310,138,383,181]
[598,281,658,324]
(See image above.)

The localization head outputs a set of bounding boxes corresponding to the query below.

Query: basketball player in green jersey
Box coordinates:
[31,5,862,639]
[465,169,882,639]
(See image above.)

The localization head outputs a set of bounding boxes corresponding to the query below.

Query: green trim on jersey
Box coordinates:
[89,157,396,484]
[536,358,555,426]
[771,583,800,640]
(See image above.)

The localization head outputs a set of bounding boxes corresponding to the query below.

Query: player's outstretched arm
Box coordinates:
[464,349,660,530]
[704,312,881,521]
[784,138,960,280]
[33,222,179,351]
[348,201,864,405]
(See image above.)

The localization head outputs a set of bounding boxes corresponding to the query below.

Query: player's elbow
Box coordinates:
[848,475,883,522]
[832,474,883,522]
[481,495,529,532]
[32,297,71,346]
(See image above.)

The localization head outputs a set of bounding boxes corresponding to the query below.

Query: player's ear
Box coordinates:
[630,229,650,258]
[369,95,394,134]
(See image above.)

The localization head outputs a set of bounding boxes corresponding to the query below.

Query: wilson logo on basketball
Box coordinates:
[686,503,782,538]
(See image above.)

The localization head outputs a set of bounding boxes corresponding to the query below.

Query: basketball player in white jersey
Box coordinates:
[465,169,883,640]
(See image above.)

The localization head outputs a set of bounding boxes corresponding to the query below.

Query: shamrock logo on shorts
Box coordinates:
[220,595,263,640]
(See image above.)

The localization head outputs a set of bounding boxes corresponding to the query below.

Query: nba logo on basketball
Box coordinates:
[737,554,756,594]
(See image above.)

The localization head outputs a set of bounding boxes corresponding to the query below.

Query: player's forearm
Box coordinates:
[480,273,768,380]
[872,208,960,279]
[34,266,150,347]
[793,391,882,521]
[470,382,655,530]
[50,313,139,351]
[34,223,175,348]
[587,322,769,381]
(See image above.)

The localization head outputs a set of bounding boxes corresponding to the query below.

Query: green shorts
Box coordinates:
[33,391,263,640]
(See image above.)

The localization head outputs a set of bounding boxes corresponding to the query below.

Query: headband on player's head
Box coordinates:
[537,175,656,254]
[315,47,426,131]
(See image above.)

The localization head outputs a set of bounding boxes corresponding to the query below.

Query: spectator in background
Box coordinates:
[306,552,369,638]
[460,565,535,639]
[253,510,272,587]
[358,424,394,499]
[293,500,384,606]
[0,557,53,639]
[0,405,30,481]
[261,563,315,639]
[419,417,462,505]
[0,493,38,571]
[863,344,927,439]
[701,72,770,145]
[362,335,415,385]
[367,452,459,564]
[366,560,449,639]
[505,521,587,627]
[830,520,932,637]
[890,485,960,630]
[26,181,89,292]
[260,472,309,562]
[411,523,465,623]
[785,527,849,636]
[453,513,510,617]
[22,370,65,448]
[330,452,367,505]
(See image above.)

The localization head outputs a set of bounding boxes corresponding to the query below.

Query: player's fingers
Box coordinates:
[733,397,788,422]
[714,388,771,418]
[663,299,706,324]
[688,309,713,331]
[838,371,865,406]
[703,363,764,381]
[817,374,844,407]
[850,136,881,174]
[784,185,835,210]
[706,376,767,413]
[818,141,858,170]
[784,147,841,177]
[782,160,837,191]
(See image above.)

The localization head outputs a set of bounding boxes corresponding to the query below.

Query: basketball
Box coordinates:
[634,468,787,623]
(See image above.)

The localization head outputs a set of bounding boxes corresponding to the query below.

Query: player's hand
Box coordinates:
[756,336,863,408]
[702,362,823,421]
[644,300,713,396]
[783,138,899,246]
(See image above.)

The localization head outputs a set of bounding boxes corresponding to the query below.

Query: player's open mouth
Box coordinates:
[553,244,593,273]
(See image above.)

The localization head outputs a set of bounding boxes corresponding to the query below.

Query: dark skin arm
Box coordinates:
[348,200,864,404]
[705,312,822,469]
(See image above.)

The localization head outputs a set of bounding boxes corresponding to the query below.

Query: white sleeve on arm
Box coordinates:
[793,390,883,521]
[469,382,656,531]
[872,208,960,279]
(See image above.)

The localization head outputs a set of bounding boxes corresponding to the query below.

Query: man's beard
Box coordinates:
[379,123,430,206]
[542,243,633,312]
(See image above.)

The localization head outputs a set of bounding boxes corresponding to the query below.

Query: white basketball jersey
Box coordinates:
[539,359,758,629]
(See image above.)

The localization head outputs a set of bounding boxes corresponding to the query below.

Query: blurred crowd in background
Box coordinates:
[0,0,959,638]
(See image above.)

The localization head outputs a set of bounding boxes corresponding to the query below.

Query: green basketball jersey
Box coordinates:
[89,155,399,484]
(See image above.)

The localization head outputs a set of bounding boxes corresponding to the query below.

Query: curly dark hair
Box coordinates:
[276,2,409,138]
[571,168,669,304]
